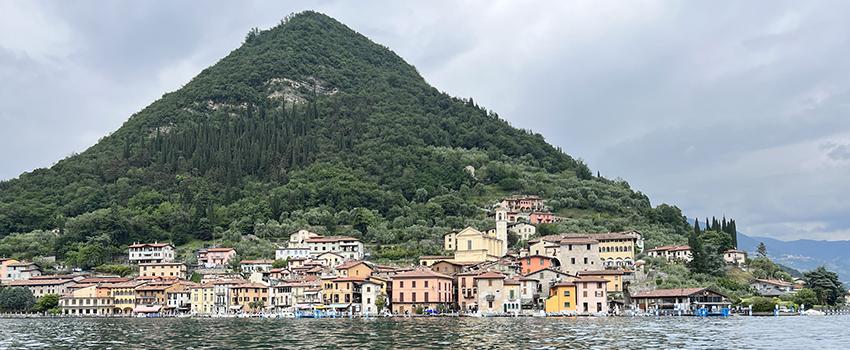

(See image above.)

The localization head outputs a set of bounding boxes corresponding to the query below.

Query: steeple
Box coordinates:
[495,204,508,256]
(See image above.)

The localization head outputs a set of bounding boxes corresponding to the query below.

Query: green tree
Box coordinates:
[0,287,36,312]
[272,259,288,269]
[375,293,387,312]
[94,264,134,277]
[757,242,767,258]
[32,294,59,313]
[804,266,845,306]
[793,288,818,309]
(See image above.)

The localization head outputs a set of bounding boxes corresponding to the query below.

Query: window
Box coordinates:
[571,258,576,264]
[563,290,570,297]
[425,281,429,288]
[467,240,472,250]
[564,302,571,308]
[412,281,417,288]
[399,292,404,302]
[488,280,493,287]
[424,292,429,301]
[597,282,604,289]
[583,258,588,264]
[412,292,417,301]
[399,281,404,288]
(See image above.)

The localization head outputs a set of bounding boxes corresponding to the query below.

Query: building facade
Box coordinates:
[128,243,175,264]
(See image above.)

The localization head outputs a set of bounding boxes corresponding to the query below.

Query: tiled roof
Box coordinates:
[205,247,236,252]
[419,255,454,260]
[335,260,371,270]
[8,279,75,286]
[474,271,505,280]
[577,270,626,276]
[304,236,359,243]
[128,243,172,248]
[647,245,690,252]
[573,277,609,283]
[503,278,520,285]
[240,259,275,265]
[631,288,710,298]
[392,269,452,279]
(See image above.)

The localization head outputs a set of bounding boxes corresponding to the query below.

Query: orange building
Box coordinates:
[230,282,269,313]
[391,270,454,314]
[518,255,557,275]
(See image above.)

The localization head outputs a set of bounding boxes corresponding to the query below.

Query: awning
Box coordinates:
[327,303,352,309]
[134,305,162,313]
[230,305,244,310]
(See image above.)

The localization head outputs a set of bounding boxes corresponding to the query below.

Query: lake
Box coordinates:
[1,315,847,349]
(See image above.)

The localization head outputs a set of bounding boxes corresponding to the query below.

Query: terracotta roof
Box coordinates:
[573,277,609,283]
[135,284,172,291]
[631,288,713,298]
[77,277,131,284]
[523,268,571,278]
[335,260,371,270]
[29,274,80,280]
[332,277,367,282]
[518,276,539,282]
[474,271,506,280]
[552,281,576,287]
[392,269,452,279]
[753,279,793,287]
[6,261,38,267]
[7,279,75,286]
[103,280,147,288]
[128,243,172,248]
[304,236,359,243]
[233,282,268,289]
[419,255,454,260]
[648,245,690,252]
[577,270,626,276]
[503,278,520,285]
[139,262,185,266]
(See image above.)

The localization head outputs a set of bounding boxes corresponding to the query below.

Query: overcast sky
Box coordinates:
[2,1,849,241]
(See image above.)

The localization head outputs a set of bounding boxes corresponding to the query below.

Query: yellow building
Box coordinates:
[592,233,637,268]
[190,283,216,315]
[107,280,147,315]
[59,285,115,316]
[230,282,269,313]
[139,262,187,279]
[134,281,176,306]
[544,282,577,314]
[336,261,374,278]
[442,206,509,263]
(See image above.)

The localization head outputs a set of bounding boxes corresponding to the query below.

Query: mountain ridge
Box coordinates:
[0,11,691,265]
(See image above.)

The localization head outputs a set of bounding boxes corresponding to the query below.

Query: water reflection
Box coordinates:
[1,315,846,349]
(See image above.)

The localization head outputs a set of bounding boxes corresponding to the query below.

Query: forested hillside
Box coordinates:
[0,11,690,266]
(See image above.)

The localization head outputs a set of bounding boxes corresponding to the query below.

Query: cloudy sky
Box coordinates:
[2,1,849,241]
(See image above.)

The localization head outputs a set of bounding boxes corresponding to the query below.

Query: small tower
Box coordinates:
[495,205,508,256]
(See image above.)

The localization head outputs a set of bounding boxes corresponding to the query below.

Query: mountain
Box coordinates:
[739,232,850,283]
[0,12,691,266]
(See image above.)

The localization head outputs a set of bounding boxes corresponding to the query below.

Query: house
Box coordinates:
[230,282,269,313]
[457,271,479,313]
[724,249,747,267]
[107,280,147,315]
[646,245,692,263]
[166,282,197,314]
[529,211,556,224]
[3,261,42,281]
[518,255,557,275]
[240,260,275,274]
[577,270,627,293]
[0,258,18,281]
[128,242,175,264]
[530,232,638,269]
[750,279,795,297]
[360,280,384,315]
[443,206,510,263]
[138,262,187,279]
[322,276,365,313]
[275,247,311,261]
[209,279,247,314]
[59,285,114,316]
[7,277,79,298]
[288,229,322,247]
[527,235,602,274]
[518,277,541,310]
[574,277,608,315]
[316,252,346,267]
[190,283,216,315]
[522,268,576,303]
[630,288,731,315]
[429,260,475,276]
[269,279,322,312]
[418,256,455,267]
[471,271,522,315]
[545,281,577,315]
[299,235,364,261]
[391,269,454,314]
[335,260,374,278]
[499,195,546,212]
[485,222,537,241]
[134,280,178,308]
[591,232,639,268]
[197,247,237,268]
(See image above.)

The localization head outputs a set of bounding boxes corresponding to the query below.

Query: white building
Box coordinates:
[4,261,42,280]
[288,230,364,261]
[646,245,693,263]
[128,242,175,264]
[275,247,311,261]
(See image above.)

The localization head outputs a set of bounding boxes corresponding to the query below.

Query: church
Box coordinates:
[443,206,509,263]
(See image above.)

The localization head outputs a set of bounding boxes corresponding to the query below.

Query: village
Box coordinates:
[0,195,828,318]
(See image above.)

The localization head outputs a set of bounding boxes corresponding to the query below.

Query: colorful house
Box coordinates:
[577,270,627,293]
[545,281,577,314]
[391,269,454,314]
[197,247,237,268]
[518,255,557,275]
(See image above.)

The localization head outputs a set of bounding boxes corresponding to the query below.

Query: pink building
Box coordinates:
[575,277,608,315]
[198,248,237,268]
[529,212,556,224]
[391,269,454,314]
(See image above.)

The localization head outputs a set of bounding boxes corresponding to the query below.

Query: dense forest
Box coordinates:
[0,11,692,266]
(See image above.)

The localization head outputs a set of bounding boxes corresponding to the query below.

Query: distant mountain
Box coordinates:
[738,232,850,283]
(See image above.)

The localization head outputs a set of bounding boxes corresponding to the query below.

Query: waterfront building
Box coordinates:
[630,288,731,314]
[197,247,237,268]
[360,280,384,315]
[212,279,245,314]
[519,276,541,310]
[544,281,577,314]
[128,242,175,264]
[457,271,479,313]
[59,285,114,316]
[107,280,147,315]
[522,268,576,304]
[269,280,322,312]
[575,277,608,315]
[750,279,795,297]
[139,262,188,279]
[391,269,454,314]
[134,281,178,310]
[230,282,269,313]
[443,206,510,263]
[190,283,215,315]
[473,272,522,314]
[166,282,197,314]
[646,245,692,263]
[577,270,626,293]
[724,249,747,267]
[7,277,78,298]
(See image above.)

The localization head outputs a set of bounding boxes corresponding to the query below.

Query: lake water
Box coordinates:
[1,315,847,349]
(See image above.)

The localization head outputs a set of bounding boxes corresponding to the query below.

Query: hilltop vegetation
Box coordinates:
[0,12,691,265]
